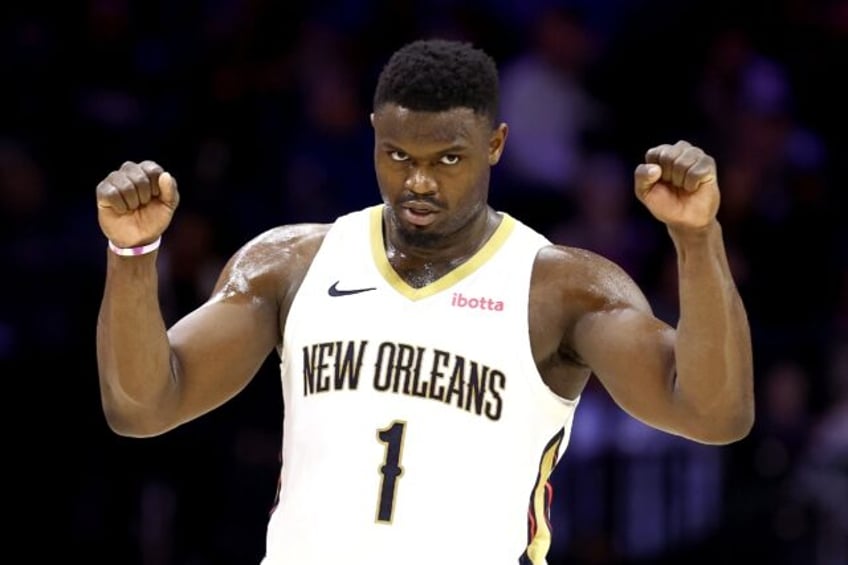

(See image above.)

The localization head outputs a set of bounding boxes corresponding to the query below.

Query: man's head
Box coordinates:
[373,38,500,126]
[371,39,508,249]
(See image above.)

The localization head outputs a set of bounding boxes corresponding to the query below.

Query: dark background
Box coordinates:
[3,0,846,563]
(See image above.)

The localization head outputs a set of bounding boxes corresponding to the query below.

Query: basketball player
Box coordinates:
[95,39,754,564]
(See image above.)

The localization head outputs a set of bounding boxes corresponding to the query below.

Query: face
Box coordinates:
[371,103,507,248]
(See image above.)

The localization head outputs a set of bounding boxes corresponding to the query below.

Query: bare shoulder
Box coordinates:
[212,223,331,304]
[531,243,651,313]
[528,243,653,396]
[529,244,651,355]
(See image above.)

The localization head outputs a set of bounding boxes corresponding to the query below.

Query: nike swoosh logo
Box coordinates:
[328,281,377,297]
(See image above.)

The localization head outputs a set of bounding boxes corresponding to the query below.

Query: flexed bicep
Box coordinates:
[574,304,683,436]
[166,291,281,423]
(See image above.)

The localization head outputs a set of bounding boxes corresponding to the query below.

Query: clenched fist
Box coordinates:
[633,140,719,230]
[96,160,180,248]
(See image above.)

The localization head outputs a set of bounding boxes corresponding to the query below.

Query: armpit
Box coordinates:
[557,341,587,368]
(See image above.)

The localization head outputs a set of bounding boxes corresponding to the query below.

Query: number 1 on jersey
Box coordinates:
[376,420,406,523]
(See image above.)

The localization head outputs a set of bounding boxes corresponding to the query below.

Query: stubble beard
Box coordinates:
[388,209,444,249]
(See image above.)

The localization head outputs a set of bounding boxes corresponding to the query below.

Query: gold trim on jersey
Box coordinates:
[369,204,516,300]
[523,428,565,564]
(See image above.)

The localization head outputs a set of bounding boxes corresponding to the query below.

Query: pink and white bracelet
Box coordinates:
[108,236,162,257]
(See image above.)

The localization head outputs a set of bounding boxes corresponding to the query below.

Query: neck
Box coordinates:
[383,206,500,288]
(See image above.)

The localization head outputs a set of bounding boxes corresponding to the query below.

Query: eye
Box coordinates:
[389,151,409,162]
[440,154,460,165]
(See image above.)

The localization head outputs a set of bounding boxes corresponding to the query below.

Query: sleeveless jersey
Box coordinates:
[262,205,580,565]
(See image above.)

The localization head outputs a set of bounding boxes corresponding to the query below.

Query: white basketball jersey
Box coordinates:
[262,205,580,565]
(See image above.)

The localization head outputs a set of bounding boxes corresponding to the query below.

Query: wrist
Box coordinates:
[667,219,721,242]
[107,236,162,257]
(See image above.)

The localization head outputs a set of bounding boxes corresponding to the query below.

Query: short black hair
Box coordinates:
[373,38,499,125]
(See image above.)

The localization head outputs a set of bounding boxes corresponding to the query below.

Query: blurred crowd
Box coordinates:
[2,1,846,564]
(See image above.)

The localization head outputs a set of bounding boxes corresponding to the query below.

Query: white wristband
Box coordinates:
[108,236,162,257]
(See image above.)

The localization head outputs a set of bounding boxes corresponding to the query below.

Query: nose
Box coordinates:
[404,167,437,195]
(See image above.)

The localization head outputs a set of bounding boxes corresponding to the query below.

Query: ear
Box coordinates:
[488,123,508,165]
[370,112,375,127]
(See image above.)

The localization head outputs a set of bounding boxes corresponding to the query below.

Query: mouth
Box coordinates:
[399,202,440,227]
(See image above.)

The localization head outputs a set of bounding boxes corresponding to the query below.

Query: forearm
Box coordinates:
[97,251,178,435]
[670,220,754,442]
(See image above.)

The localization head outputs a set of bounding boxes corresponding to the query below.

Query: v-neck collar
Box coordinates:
[369,205,516,300]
